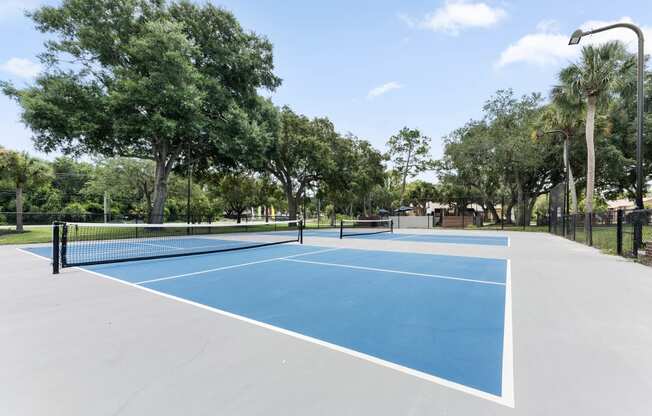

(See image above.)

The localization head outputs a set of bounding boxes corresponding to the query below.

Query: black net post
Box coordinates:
[60,223,68,268]
[299,220,304,244]
[616,209,624,256]
[52,223,60,275]
[391,219,394,233]
[339,220,343,239]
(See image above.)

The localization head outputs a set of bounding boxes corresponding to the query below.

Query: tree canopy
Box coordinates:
[3,0,281,222]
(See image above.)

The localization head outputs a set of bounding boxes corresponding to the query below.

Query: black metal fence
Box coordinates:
[548,208,651,258]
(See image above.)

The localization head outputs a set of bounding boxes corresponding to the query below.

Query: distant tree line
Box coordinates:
[437,41,652,225]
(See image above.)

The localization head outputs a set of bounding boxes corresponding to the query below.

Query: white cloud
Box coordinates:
[0,58,42,79]
[497,33,574,68]
[418,1,507,35]
[497,17,652,68]
[367,82,402,99]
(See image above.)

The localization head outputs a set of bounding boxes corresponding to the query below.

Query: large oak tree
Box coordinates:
[2,0,280,223]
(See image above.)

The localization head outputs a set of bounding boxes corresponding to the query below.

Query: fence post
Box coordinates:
[616,209,623,256]
[633,210,642,257]
[52,223,60,275]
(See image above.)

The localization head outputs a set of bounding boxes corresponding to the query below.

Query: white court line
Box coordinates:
[501,259,515,407]
[15,246,514,407]
[16,247,52,261]
[134,248,342,285]
[387,233,420,241]
[281,258,505,286]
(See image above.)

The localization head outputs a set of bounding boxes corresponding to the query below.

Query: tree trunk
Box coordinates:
[399,145,413,205]
[515,177,525,226]
[585,95,597,215]
[286,191,298,220]
[487,201,500,224]
[150,143,181,224]
[527,196,537,227]
[563,139,579,214]
[568,167,578,215]
[506,202,514,224]
[15,185,23,232]
[150,160,169,224]
[140,181,152,222]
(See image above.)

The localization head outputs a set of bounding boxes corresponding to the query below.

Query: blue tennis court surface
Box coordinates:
[297,228,509,246]
[26,243,510,400]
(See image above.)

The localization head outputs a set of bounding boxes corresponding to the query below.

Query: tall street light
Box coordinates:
[569,23,645,211]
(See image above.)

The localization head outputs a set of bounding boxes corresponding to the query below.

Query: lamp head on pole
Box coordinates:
[568,29,584,45]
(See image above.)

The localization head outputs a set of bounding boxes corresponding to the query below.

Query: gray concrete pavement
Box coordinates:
[1,230,651,415]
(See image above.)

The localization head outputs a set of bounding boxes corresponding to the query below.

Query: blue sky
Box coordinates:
[1,0,650,181]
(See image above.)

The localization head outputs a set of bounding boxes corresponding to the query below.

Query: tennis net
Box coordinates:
[52,220,303,273]
[339,219,393,239]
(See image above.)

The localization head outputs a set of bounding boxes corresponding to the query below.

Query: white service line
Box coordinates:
[500,259,515,407]
[387,233,420,241]
[281,258,505,286]
[134,247,342,285]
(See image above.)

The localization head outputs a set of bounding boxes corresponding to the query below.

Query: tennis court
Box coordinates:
[25,239,512,404]
[303,228,510,246]
[7,226,652,416]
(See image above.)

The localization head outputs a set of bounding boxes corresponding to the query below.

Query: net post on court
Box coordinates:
[339,219,393,239]
[51,219,304,274]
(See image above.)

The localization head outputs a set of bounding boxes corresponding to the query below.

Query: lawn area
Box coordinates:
[570,225,650,256]
[0,226,52,245]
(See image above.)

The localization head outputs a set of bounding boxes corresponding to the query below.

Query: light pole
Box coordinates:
[569,23,645,211]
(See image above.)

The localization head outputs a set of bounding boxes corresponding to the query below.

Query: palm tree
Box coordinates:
[557,41,628,239]
[0,151,51,232]
[545,87,583,214]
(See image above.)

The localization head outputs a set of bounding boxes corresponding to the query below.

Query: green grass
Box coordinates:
[562,225,650,256]
[0,226,52,245]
